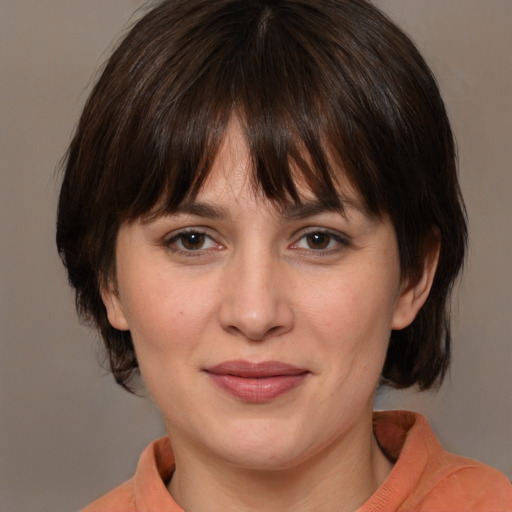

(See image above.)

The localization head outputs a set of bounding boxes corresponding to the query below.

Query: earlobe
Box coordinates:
[392,235,441,331]
[101,284,130,331]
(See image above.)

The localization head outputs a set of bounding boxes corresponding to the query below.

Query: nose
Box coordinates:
[218,249,294,342]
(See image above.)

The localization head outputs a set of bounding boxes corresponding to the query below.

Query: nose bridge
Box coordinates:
[219,241,293,341]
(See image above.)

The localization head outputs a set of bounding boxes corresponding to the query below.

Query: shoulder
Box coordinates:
[80,479,136,512]
[416,457,512,511]
[368,411,512,512]
[400,416,512,511]
[78,436,178,512]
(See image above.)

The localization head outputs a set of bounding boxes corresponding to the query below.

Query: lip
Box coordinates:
[204,360,309,402]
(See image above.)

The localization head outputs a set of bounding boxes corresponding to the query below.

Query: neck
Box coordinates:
[167,412,393,512]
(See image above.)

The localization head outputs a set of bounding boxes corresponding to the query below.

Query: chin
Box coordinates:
[208,418,318,471]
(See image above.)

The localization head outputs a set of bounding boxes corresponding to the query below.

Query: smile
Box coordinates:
[204,360,310,402]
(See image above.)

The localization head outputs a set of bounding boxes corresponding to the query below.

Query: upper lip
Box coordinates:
[205,360,308,378]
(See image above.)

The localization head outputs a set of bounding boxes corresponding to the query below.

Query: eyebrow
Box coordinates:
[151,197,369,223]
[280,200,348,220]
[141,201,227,223]
[171,201,228,219]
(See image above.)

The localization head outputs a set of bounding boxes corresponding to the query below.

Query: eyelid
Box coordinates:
[289,227,351,252]
[163,227,224,255]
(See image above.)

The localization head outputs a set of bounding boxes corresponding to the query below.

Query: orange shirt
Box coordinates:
[81,411,511,511]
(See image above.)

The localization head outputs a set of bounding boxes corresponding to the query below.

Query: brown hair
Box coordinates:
[57,0,467,391]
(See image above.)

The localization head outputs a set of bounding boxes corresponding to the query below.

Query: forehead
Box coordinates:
[136,105,386,232]
[148,119,375,226]
[173,117,372,220]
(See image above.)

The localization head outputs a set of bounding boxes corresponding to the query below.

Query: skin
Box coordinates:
[103,120,439,512]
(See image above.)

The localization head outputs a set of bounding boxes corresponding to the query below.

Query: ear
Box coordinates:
[101,282,130,331]
[392,233,441,330]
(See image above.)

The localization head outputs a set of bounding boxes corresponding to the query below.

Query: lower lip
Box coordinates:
[207,373,308,402]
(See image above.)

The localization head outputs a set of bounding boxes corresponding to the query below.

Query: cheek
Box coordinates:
[120,272,221,404]
[303,277,395,337]
[120,270,218,354]
[297,269,397,373]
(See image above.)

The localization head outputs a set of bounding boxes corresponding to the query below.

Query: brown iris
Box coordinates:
[306,232,330,250]
[180,232,206,250]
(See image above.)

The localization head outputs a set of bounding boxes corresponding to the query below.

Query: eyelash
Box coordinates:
[290,229,350,255]
[163,229,222,257]
[163,228,350,257]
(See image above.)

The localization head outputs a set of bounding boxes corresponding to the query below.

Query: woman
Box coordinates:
[57,0,512,510]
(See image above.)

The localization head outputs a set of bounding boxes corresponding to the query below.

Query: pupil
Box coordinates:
[182,233,204,250]
[307,233,329,249]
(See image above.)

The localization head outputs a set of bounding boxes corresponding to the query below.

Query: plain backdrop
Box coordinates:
[1,1,511,511]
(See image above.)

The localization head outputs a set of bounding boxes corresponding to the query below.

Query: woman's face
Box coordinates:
[103,122,429,472]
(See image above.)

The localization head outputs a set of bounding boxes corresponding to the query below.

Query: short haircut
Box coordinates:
[57,0,467,392]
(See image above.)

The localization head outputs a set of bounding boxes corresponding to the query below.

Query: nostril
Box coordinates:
[265,325,285,337]
[218,264,294,341]
[245,325,282,342]
[222,317,293,342]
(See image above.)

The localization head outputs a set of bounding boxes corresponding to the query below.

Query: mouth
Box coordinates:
[204,360,310,402]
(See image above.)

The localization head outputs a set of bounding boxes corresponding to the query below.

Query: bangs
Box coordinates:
[99,0,391,224]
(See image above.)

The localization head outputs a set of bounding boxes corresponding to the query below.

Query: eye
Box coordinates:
[303,232,332,250]
[291,230,349,252]
[165,230,220,253]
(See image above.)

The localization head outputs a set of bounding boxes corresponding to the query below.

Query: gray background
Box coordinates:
[1,1,511,511]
